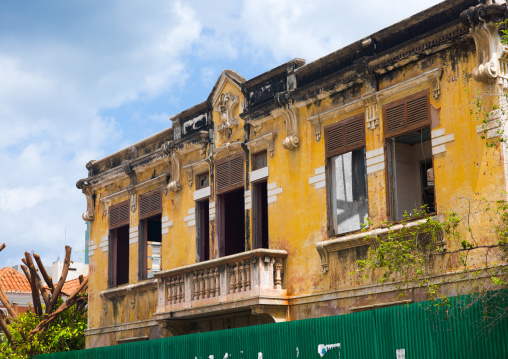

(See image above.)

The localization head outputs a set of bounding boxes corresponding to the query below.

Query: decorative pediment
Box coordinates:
[212,142,244,161]
[246,132,277,158]
[182,159,211,187]
[215,92,240,138]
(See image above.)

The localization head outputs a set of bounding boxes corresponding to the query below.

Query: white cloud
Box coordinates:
[0,0,444,267]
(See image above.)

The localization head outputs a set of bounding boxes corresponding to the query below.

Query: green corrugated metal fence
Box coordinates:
[38,291,508,359]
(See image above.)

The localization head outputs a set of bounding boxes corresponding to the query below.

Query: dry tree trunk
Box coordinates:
[0,244,88,344]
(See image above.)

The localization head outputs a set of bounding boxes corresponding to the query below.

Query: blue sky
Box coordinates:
[0,0,443,267]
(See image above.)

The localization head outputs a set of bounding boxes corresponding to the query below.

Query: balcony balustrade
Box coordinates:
[154,249,287,320]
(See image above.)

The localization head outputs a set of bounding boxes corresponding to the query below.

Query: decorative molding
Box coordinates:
[122,161,137,212]
[177,131,208,156]
[162,142,182,193]
[245,190,252,210]
[362,95,379,130]
[99,175,167,216]
[376,67,443,101]
[365,147,385,175]
[212,142,243,161]
[309,166,326,189]
[194,186,210,201]
[250,166,269,183]
[246,132,277,158]
[461,3,508,86]
[209,201,216,221]
[307,99,364,142]
[273,92,299,150]
[76,180,95,221]
[267,182,282,204]
[432,127,455,155]
[184,207,196,227]
[183,159,211,187]
[215,93,239,138]
[316,217,440,274]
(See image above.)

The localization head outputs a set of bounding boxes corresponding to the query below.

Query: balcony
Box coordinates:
[154,249,288,323]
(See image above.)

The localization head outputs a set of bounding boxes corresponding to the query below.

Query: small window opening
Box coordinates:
[253,181,269,249]
[329,148,369,235]
[252,151,267,170]
[197,172,209,190]
[197,199,210,262]
[140,215,162,280]
[218,188,245,257]
[387,126,435,220]
[111,225,129,286]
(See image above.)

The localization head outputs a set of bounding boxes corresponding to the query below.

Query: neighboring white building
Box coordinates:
[52,261,89,282]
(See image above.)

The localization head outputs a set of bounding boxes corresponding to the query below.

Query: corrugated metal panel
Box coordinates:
[38,290,508,359]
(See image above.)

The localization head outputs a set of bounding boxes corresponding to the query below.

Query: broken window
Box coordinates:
[108,200,130,287]
[383,90,435,220]
[325,115,368,236]
[216,154,245,257]
[138,189,162,280]
[196,172,209,189]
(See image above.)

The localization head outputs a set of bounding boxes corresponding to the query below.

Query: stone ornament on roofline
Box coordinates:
[215,92,239,139]
[76,179,94,221]
[460,1,508,86]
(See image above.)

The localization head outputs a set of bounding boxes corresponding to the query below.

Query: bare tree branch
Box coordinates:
[47,246,71,313]
[0,285,17,320]
[0,243,5,252]
[23,253,42,317]
[33,253,54,292]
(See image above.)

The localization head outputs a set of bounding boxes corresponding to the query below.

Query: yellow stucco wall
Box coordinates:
[85,38,507,345]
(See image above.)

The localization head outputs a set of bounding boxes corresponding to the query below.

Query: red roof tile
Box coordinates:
[62,276,88,296]
[0,267,31,294]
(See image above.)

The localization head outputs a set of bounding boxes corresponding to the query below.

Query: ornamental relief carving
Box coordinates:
[76,179,95,221]
[274,91,299,150]
[161,141,182,193]
[215,92,240,139]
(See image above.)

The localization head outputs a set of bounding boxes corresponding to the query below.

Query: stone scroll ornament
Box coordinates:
[122,161,137,211]
[215,92,239,138]
[460,1,508,86]
[76,179,94,221]
[162,141,182,192]
[275,91,299,150]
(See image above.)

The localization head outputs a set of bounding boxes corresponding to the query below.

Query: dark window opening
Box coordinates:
[387,126,434,221]
[329,148,368,235]
[110,225,129,287]
[140,215,162,280]
[197,199,210,262]
[252,151,267,170]
[218,188,245,257]
[197,173,209,190]
[253,181,268,249]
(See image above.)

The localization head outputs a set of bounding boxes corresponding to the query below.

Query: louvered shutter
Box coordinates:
[383,90,430,137]
[215,153,245,194]
[324,114,365,158]
[139,189,163,220]
[109,200,130,229]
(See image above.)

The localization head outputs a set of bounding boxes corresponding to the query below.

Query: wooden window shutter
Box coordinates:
[324,114,365,158]
[383,90,430,137]
[109,200,130,229]
[139,189,163,220]
[215,153,245,194]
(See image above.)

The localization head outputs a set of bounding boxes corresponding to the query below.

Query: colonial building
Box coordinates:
[78,0,508,348]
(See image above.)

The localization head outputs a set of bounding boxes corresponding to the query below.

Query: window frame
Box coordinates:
[108,200,130,287]
[382,90,435,221]
[138,189,163,281]
[324,114,368,237]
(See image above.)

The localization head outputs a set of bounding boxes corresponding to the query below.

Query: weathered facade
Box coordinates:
[78,0,508,348]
